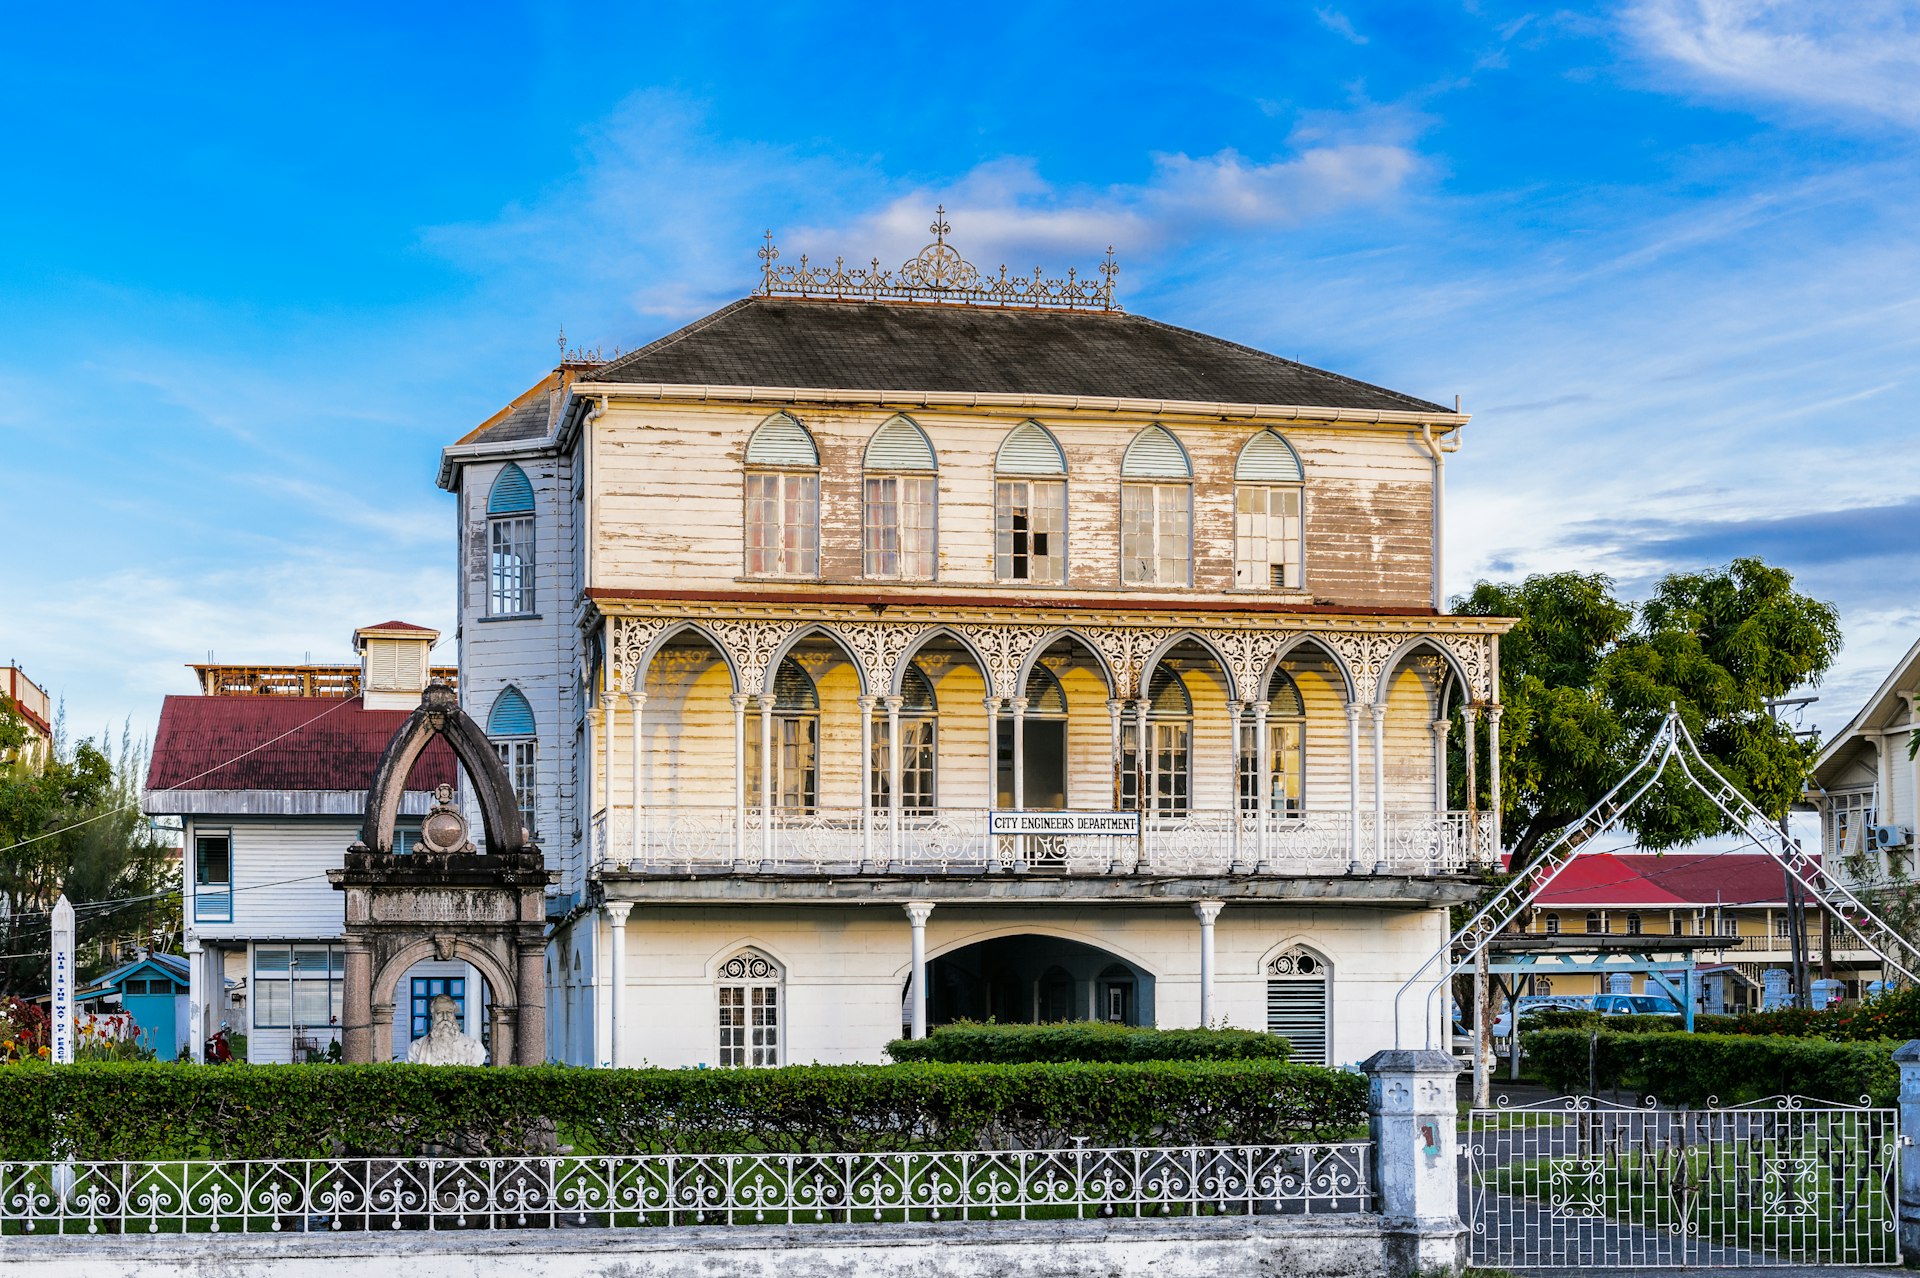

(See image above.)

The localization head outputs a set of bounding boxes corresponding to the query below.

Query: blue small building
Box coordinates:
[78,952,192,1059]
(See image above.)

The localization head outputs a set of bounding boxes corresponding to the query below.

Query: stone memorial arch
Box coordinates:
[329,683,555,1065]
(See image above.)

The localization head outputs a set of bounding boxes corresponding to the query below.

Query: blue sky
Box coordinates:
[3,0,1916,749]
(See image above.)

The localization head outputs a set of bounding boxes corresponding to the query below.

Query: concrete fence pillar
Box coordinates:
[1895,1040,1920,1253]
[1363,1048,1466,1277]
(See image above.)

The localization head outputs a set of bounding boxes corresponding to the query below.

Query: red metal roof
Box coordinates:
[146,695,457,792]
[1531,852,1802,908]
[359,620,437,633]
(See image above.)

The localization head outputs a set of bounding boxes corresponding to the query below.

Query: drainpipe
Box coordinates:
[1420,416,1464,615]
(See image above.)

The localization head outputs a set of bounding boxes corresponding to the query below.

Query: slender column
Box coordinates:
[886,695,905,864]
[1227,701,1246,870]
[185,937,206,1064]
[1253,700,1271,867]
[1345,702,1363,873]
[626,690,646,866]
[730,694,748,864]
[1194,900,1224,1027]
[983,696,1002,808]
[490,1004,514,1069]
[759,694,775,864]
[601,690,617,865]
[605,902,632,1069]
[1486,703,1504,862]
[1010,696,1029,810]
[1463,703,1481,828]
[1106,698,1124,809]
[858,695,876,870]
[1135,698,1152,809]
[342,942,372,1063]
[516,933,546,1067]
[1371,701,1387,871]
[905,901,935,1039]
[1430,718,1450,813]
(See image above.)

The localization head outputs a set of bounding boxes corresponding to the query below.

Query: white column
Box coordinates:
[626,689,645,866]
[1487,703,1504,861]
[1106,698,1124,810]
[886,694,905,864]
[1135,698,1152,809]
[1371,702,1387,871]
[858,695,876,869]
[1430,718,1450,813]
[605,901,632,1069]
[185,936,205,1064]
[601,690,616,865]
[983,697,1002,809]
[759,694,775,864]
[1011,696,1029,810]
[905,900,934,1038]
[730,694,748,864]
[1345,702,1363,873]
[1193,900,1224,1027]
[1463,703,1480,828]
[1227,701,1246,869]
[1253,700,1271,867]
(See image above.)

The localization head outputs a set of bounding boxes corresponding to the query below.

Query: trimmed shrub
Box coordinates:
[1692,987,1920,1042]
[1523,1029,1898,1106]
[0,1058,1365,1161]
[884,1021,1290,1064]
[1526,1009,1684,1034]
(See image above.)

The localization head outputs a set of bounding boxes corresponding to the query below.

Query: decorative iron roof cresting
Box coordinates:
[758,208,1120,311]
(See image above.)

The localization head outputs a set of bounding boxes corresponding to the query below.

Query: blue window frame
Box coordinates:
[410,976,466,1040]
[194,831,232,923]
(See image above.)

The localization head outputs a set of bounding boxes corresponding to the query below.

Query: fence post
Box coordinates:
[1364,1048,1465,1278]
[1896,1040,1920,1255]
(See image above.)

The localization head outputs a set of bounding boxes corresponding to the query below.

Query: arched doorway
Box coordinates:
[915,934,1155,1032]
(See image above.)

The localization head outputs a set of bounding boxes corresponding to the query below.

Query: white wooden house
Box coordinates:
[145,624,486,1063]
[440,225,1512,1069]
[1809,635,1920,907]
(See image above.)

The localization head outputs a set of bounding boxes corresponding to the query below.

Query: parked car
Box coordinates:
[1592,993,1682,1018]
[1489,994,1593,1040]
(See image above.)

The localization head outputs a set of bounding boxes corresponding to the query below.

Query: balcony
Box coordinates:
[591,807,1495,878]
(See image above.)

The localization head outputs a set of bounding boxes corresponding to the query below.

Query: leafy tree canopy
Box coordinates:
[1454,557,1840,867]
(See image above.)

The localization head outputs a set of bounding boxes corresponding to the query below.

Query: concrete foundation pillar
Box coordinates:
[516,940,545,1066]
[1363,1048,1466,1277]
[185,937,205,1064]
[371,1000,395,1064]
[341,945,372,1064]
[1895,1041,1920,1254]
[1193,900,1223,1027]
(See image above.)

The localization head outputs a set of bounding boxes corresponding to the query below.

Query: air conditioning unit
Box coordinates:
[1868,824,1914,850]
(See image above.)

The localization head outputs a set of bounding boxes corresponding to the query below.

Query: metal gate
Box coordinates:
[1465,1095,1902,1268]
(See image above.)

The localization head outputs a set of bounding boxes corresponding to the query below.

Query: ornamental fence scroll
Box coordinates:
[757,210,1120,312]
[0,1143,1370,1237]
[1465,1093,1901,1270]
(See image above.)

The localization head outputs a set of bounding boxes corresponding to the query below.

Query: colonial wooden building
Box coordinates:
[439,221,1510,1069]
[1809,635,1919,921]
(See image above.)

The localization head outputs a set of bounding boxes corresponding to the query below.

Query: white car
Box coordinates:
[1489,994,1593,1040]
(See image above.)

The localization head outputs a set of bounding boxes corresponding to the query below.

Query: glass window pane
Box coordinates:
[255,979,290,1028]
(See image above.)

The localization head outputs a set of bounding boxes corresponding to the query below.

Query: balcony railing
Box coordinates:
[590,807,1494,878]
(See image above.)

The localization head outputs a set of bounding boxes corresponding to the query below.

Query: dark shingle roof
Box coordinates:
[482,394,553,443]
[582,297,1447,412]
[146,696,457,793]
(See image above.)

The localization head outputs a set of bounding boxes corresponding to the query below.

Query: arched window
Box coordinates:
[1266,945,1331,1065]
[747,658,818,811]
[1240,668,1307,814]
[744,413,820,577]
[487,464,536,616]
[864,416,937,579]
[1121,425,1192,586]
[1122,666,1192,816]
[1234,430,1304,590]
[1626,911,1643,936]
[999,663,1069,810]
[872,664,937,814]
[995,421,1067,584]
[716,948,782,1067]
[1585,911,1603,934]
[486,685,537,837]
[1543,913,1561,935]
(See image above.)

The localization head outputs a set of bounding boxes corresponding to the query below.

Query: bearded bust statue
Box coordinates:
[407,993,488,1066]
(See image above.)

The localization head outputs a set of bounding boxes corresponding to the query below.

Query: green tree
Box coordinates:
[1454,557,1841,868]
[0,694,178,997]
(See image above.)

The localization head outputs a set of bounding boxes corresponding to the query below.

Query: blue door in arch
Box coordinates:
[410,976,465,1040]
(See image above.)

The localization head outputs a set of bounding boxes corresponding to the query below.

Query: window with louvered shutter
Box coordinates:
[1265,947,1330,1065]
[367,640,405,690]
[996,421,1066,474]
[1235,431,1304,590]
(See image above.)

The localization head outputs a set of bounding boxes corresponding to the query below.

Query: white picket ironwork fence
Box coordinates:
[1465,1095,1902,1269]
[2,1143,1371,1235]
[590,806,1494,877]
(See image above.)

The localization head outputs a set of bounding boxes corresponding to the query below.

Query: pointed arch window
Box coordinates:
[747,658,818,812]
[487,464,536,616]
[863,415,938,579]
[744,413,820,577]
[1240,669,1306,815]
[1235,430,1304,590]
[1121,425,1192,586]
[995,421,1067,584]
[872,664,937,814]
[1266,945,1331,1065]
[1121,666,1192,816]
[716,948,782,1067]
[486,686,538,837]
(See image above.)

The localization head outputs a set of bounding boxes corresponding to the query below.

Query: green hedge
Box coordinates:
[0,1058,1365,1161]
[1525,1009,1685,1034]
[1691,987,1920,1041]
[1523,1029,1898,1106]
[884,1021,1290,1064]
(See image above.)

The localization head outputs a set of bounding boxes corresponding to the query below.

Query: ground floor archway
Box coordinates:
[918,934,1156,1031]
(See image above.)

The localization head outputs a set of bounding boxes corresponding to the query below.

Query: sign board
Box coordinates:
[50,894,74,1064]
[988,811,1140,837]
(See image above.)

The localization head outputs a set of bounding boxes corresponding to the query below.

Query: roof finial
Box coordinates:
[556,326,567,360]
[931,205,950,245]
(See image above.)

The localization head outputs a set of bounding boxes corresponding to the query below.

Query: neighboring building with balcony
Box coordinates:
[144,623,479,1063]
[1808,635,1920,907]
[439,223,1511,1069]
[1,664,53,770]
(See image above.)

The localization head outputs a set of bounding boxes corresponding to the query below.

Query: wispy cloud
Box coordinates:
[1625,0,1920,128]
[1315,7,1369,45]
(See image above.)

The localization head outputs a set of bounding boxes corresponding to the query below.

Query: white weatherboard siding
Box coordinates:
[184,817,356,941]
